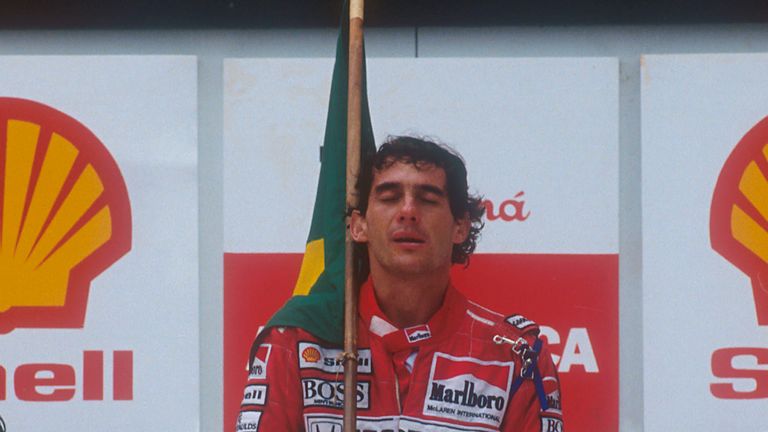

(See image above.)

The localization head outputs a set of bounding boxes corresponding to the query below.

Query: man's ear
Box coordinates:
[453,215,470,244]
[350,210,369,242]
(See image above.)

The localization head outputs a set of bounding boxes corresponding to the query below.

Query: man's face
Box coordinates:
[351,161,469,277]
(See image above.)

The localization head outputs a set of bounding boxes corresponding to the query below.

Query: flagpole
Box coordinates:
[344,0,365,429]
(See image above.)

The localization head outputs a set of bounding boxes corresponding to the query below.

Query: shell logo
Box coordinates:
[302,346,321,363]
[0,98,131,333]
[710,116,768,326]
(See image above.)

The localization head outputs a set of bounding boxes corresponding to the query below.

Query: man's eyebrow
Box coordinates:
[372,182,445,197]
[372,182,402,194]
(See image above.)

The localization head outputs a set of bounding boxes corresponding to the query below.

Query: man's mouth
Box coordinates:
[392,232,426,244]
[394,237,425,243]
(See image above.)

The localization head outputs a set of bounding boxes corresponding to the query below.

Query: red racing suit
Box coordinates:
[237,281,563,432]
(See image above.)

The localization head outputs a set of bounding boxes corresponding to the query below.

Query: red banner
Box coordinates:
[224,253,618,432]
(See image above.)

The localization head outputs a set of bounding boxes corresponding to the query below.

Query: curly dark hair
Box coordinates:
[356,135,485,266]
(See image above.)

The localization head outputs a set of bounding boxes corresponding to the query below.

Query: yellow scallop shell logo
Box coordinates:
[0,98,131,333]
[711,116,768,326]
[301,346,321,363]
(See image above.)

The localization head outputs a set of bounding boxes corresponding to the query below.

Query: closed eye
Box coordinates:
[373,182,403,202]
[416,185,445,204]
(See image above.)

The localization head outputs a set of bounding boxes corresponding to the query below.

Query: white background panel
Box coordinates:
[2,26,764,432]
[224,57,618,254]
[0,56,198,432]
[642,53,768,432]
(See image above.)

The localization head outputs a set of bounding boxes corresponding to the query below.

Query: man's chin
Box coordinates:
[382,258,444,277]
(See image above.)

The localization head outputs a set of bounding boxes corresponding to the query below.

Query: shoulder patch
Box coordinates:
[241,384,268,406]
[505,314,537,331]
[248,344,272,379]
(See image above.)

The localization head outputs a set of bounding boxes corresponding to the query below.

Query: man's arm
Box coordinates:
[502,338,564,432]
[235,327,304,432]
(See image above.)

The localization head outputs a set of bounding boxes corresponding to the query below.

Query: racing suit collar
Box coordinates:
[358,278,468,353]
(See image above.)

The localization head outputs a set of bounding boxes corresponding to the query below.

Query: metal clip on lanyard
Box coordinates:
[494,335,550,411]
[493,335,535,378]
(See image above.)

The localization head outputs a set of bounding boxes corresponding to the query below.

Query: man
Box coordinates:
[237,136,563,431]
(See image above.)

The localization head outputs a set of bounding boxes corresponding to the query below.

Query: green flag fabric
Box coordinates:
[262,5,376,345]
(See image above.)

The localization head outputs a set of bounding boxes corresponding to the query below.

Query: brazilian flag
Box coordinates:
[262,4,376,345]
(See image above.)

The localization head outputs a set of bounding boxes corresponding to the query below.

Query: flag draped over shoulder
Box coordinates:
[262,5,375,346]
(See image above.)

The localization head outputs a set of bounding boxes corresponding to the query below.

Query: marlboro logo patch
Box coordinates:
[405,324,432,343]
[249,344,271,380]
[423,353,514,428]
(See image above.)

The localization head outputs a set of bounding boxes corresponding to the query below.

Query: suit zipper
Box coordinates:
[395,376,402,414]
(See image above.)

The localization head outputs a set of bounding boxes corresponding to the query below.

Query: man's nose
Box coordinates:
[397,196,419,222]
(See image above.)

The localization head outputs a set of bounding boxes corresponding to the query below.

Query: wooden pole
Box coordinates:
[344,0,365,430]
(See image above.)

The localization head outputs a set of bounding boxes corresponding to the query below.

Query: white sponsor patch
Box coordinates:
[400,416,499,431]
[305,417,344,432]
[405,324,432,343]
[540,416,563,432]
[423,353,514,428]
[241,384,267,406]
[544,388,562,415]
[304,414,497,432]
[302,378,370,409]
[505,314,536,330]
[249,344,271,380]
[236,411,262,432]
[298,342,372,374]
[305,414,395,432]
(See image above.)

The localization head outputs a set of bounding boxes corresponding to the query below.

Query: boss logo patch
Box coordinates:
[302,378,370,409]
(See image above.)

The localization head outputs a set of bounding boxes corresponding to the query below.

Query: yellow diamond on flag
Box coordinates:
[292,239,325,296]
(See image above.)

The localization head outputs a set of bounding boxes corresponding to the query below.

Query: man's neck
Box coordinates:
[369,267,451,329]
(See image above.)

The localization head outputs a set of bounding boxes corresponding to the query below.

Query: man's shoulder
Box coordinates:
[463,299,506,327]
[249,326,341,365]
[463,299,542,340]
[256,326,335,348]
